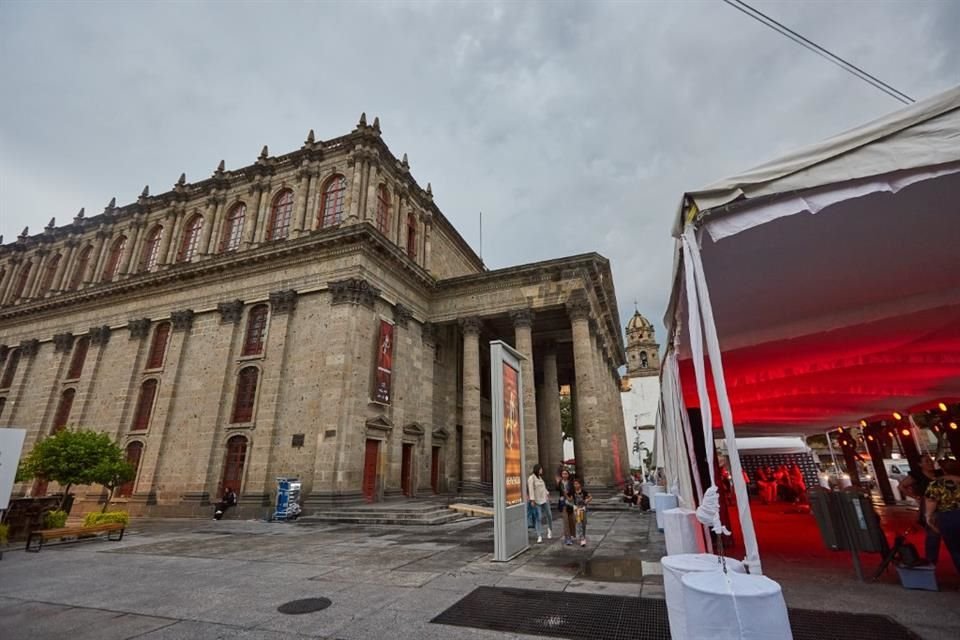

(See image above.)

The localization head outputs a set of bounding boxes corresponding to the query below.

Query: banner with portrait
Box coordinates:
[502,362,522,506]
[374,320,394,404]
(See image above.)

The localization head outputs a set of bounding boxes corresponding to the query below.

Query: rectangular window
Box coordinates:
[66,338,89,380]
[131,380,158,431]
[146,323,171,369]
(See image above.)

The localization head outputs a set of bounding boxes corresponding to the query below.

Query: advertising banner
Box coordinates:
[491,340,529,562]
[502,362,523,506]
[0,428,27,511]
[374,320,394,404]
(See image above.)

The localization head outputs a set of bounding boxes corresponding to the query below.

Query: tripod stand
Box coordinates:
[872,526,920,580]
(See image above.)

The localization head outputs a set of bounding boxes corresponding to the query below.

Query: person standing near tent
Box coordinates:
[924,458,960,573]
[527,464,552,543]
[901,456,944,564]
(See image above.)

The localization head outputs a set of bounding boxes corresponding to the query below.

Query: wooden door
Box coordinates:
[219,435,247,498]
[431,446,441,493]
[401,443,414,497]
[363,439,380,502]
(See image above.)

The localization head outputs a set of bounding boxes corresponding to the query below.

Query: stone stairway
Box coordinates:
[301,499,464,526]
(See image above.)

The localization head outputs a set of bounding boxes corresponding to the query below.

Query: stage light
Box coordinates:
[939,402,948,412]
[893,412,903,421]
[901,428,910,436]
[859,419,868,428]
[951,422,958,430]
[867,435,874,441]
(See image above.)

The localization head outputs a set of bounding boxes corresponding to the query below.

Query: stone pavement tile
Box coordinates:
[242,563,340,580]
[319,567,440,587]
[135,619,313,640]
[336,606,539,640]
[565,580,642,597]
[424,571,503,592]
[495,576,570,592]
[640,584,665,599]
[0,600,174,640]
[507,559,580,580]
[385,587,478,615]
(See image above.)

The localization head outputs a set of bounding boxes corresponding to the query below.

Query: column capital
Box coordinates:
[421,321,437,345]
[217,299,244,324]
[269,289,299,314]
[88,325,112,345]
[52,332,75,353]
[328,278,379,309]
[459,316,482,336]
[509,308,534,329]
[128,318,151,339]
[19,338,40,357]
[393,302,413,328]
[171,309,195,332]
[566,289,591,321]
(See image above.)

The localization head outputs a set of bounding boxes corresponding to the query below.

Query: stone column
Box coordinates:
[52,243,74,291]
[365,161,379,222]
[511,309,539,467]
[540,344,563,478]
[198,197,219,256]
[460,316,482,484]
[90,231,111,283]
[424,216,433,271]
[25,251,47,299]
[163,210,186,265]
[119,223,141,276]
[244,186,264,247]
[156,210,176,266]
[292,168,312,236]
[568,292,605,488]
[392,191,403,243]
[0,260,17,303]
[419,322,437,493]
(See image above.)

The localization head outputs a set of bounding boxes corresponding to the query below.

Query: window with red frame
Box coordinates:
[267,190,293,240]
[242,305,269,356]
[117,441,143,497]
[39,253,61,294]
[231,367,259,423]
[146,322,171,369]
[220,203,246,252]
[140,226,162,272]
[69,246,92,290]
[101,236,127,282]
[376,185,390,234]
[52,389,75,433]
[12,262,32,300]
[66,336,90,380]
[319,175,346,228]
[131,379,158,431]
[177,215,204,262]
[0,348,20,389]
[406,213,417,259]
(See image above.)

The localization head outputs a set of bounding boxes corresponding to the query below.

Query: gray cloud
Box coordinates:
[2,0,957,345]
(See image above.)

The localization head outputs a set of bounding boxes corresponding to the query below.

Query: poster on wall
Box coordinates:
[490,340,529,562]
[374,320,394,404]
[0,428,27,510]
[502,362,523,507]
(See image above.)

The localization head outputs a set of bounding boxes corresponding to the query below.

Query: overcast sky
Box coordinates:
[1,0,957,343]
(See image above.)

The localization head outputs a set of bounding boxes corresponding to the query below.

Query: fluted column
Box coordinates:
[164,209,186,264]
[198,197,219,256]
[511,309,539,467]
[26,251,48,298]
[568,291,605,488]
[156,210,176,266]
[119,223,141,276]
[52,243,74,291]
[460,317,482,484]
[540,344,563,478]
[244,187,264,247]
[292,167,312,235]
[85,232,107,285]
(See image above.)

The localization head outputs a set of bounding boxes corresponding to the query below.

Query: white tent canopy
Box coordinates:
[661,85,960,573]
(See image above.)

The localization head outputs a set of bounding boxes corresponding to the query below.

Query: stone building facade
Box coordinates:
[0,115,628,516]
[620,310,660,470]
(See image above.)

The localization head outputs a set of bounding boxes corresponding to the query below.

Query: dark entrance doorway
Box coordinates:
[363,439,380,502]
[431,445,441,493]
[401,443,414,497]
[219,435,247,498]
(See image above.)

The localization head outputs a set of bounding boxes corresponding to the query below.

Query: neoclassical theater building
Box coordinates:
[0,115,629,516]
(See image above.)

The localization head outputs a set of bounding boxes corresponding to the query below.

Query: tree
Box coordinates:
[90,457,136,513]
[559,394,574,442]
[16,429,129,511]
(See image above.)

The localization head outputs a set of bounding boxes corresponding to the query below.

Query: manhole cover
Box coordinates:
[277,598,332,615]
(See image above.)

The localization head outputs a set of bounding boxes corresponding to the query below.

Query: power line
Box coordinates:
[722,0,915,105]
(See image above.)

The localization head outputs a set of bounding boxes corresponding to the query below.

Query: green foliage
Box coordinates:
[0,523,9,544]
[90,457,136,512]
[44,510,68,529]
[83,511,130,527]
[560,394,574,441]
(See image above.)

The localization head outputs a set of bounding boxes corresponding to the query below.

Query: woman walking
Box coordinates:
[924,458,960,573]
[558,468,576,546]
[527,464,552,543]
[572,477,592,547]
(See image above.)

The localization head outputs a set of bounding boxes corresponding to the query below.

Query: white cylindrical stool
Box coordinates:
[682,569,793,640]
[663,508,706,555]
[662,554,746,640]
[890,478,902,501]
[654,493,678,530]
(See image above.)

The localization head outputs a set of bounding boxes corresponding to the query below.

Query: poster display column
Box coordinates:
[490,340,529,562]
[0,429,27,511]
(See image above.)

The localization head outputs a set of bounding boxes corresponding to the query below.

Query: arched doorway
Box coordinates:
[219,435,248,498]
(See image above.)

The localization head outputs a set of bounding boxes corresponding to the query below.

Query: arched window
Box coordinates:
[177,215,204,262]
[117,441,143,497]
[640,351,648,368]
[40,253,61,294]
[219,203,246,253]
[0,348,20,389]
[267,190,294,240]
[131,379,158,431]
[242,305,269,356]
[140,226,163,272]
[66,336,90,380]
[318,175,346,229]
[219,435,248,497]
[68,246,92,291]
[376,185,390,234]
[101,235,127,283]
[406,213,417,259]
[52,389,76,433]
[12,261,32,300]
[146,322,171,369]
[231,366,259,423]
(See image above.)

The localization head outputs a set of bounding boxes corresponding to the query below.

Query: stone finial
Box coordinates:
[177,173,186,186]
[306,129,315,144]
[372,116,381,133]
[392,302,413,328]
[171,309,195,332]
[106,197,116,209]
[426,183,433,197]
[459,316,483,336]
[19,226,29,241]
[269,289,299,314]
[359,112,367,127]
[0,235,4,245]
[74,208,85,224]
[401,153,409,169]
[141,185,149,198]
[46,217,56,231]
[127,318,151,339]
[510,308,534,328]
[328,278,380,309]
[259,145,269,160]
[217,299,244,324]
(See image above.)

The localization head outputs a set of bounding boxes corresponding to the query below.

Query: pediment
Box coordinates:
[403,422,425,437]
[432,427,450,441]
[365,415,394,432]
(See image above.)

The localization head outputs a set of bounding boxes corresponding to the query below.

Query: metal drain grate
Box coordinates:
[430,586,923,640]
[277,597,332,615]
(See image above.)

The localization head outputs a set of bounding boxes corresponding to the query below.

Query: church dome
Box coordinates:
[626,310,653,334]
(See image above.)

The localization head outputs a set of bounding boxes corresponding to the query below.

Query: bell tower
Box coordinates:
[625,309,660,378]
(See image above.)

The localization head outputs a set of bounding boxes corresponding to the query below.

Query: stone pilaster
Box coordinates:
[460,316,482,485]
[568,290,605,488]
[155,210,176,266]
[419,323,436,492]
[510,308,539,466]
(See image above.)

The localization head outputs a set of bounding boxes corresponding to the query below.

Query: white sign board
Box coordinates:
[491,340,529,562]
[0,429,27,510]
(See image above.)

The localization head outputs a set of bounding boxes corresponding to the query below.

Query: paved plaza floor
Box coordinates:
[0,508,957,639]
